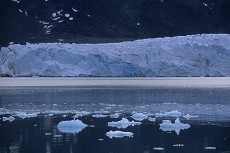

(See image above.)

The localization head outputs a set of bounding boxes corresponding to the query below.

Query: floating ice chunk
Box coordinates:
[25,11,28,16]
[92,114,108,118]
[108,118,141,129]
[137,23,140,26]
[72,8,78,12]
[16,112,38,119]
[3,116,15,122]
[73,111,91,118]
[52,17,60,20]
[11,0,20,3]
[204,147,216,150]
[159,117,191,135]
[183,114,198,120]
[18,9,22,13]
[110,113,121,119]
[173,144,184,147]
[164,110,181,117]
[131,113,148,121]
[69,17,73,20]
[155,110,181,117]
[203,3,208,6]
[9,42,14,45]
[148,117,156,122]
[52,13,57,17]
[57,119,87,133]
[39,21,49,25]
[65,14,70,17]
[87,14,91,17]
[98,139,104,141]
[153,147,164,150]
[58,20,64,23]
[106,130,133,138]
[45,133,52,136]
[57,10,63,16]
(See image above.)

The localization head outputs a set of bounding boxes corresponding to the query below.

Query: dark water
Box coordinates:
[0,86,230,153]
[0,114,230,153]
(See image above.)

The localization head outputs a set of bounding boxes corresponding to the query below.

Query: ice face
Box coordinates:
[106,130,134,138]
[1,34,230,77]
[57,119,87,133]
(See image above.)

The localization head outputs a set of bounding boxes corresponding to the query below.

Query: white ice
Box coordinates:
[153,147,164,150]
[131,113,148,121]
[108,118,141,129]
[183,114,198,120]
[1,34,230,77]
[204,147,216,150]
[110,113,121,118]
[155,110,181,117]
[148,117,156,122]
[16,112,38,119]
[106,130,133,138]
[57,119,87,133]
[173,144,184,147]
[3,116,15,122]
[73,111,91,118]
[159,117,191,135]
[92,114,108,118]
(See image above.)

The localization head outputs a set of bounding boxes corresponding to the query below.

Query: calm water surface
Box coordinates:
[0,78,230,153]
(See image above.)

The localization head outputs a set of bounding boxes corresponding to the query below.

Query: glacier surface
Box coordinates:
[1,34,230,77]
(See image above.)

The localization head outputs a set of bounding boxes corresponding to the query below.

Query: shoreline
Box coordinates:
[1,77,230,88]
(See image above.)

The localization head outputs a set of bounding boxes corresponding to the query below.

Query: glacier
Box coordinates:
[1,34,230,77]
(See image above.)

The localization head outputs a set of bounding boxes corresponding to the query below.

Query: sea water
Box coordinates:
[0,78,230,153]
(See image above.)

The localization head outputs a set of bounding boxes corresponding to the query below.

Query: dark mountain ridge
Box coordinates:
[0,0,230,46]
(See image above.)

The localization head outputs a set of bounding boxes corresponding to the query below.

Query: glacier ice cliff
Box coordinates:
[1,34,230,77]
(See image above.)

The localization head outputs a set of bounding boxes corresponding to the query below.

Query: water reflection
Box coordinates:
[0,114,230,153]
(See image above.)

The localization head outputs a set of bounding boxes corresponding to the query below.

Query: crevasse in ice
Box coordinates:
[1,34,230,77]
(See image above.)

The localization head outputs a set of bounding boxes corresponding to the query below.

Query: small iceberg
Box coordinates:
[173,144,184,147]
[159,117,191,135]
[106,130,133,138]
[108,118,141,129]
[57,119,87,134]
[155,110,181,117]
[92,114,108,118]
[110,113,121,119]
[3,116,15,122]
[153,147,164,150]
[183,114,198,120]
[16,112,38,119]
[131,113,148,121]
[204,147,216,150]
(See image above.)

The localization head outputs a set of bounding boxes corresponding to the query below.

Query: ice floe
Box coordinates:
[106,130,133,138]
[204,147,216,150]
[131,113,148,121]
[183,114,198,120]
[3,116,15,122]
[155,110,181,117]
[108,118,141,129]
[173,144,184,147]
[148,117,156,122]
[57,119,87,133]
[110,113,121,119]
[92,114,108,118]
[159,117,191,135]
[16,112,38,119]
[153,147,164,150]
